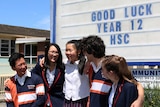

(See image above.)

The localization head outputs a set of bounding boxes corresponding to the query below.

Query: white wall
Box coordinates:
[51,0,160,63]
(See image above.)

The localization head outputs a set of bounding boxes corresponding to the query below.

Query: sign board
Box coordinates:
[132,69,160,88]
[51,0,160,65]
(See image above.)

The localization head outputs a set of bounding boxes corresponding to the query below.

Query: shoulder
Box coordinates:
[123,81,137,91]
[31,72,41,77]
[5,76,16,89]
[31,63,43,74]
[30,72,43,81]
[122,80,138,99]
[63,58,68,64]
[31,72,38,76]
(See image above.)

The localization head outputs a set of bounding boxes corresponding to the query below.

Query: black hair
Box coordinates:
[67,39,86,75]
[45,43,65,71]
[81,35,105,58]
[8,52,24,68]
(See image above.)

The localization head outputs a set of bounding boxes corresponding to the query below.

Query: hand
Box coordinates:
[130,99,143,107]
[86,97,90,107]
[83,61,91,74]
[4,78,10,86]
[39,57,45,67]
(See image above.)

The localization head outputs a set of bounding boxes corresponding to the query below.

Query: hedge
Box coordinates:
[144,87,160,107]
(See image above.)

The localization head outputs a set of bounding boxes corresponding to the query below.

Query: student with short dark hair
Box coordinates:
[5,52,45,107]
[81,35,144,107]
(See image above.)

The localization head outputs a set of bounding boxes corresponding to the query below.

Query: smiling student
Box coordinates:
[5,52,45,107]
[31,43,65,107]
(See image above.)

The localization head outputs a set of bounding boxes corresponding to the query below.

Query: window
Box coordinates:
[24,44,37,69]
[11,40,15,54]
[0,39,15,56]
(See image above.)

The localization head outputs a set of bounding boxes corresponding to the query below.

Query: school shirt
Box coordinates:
[63,59,90,101]
[46,67,56,87]
[31,63,65,107]
[109,79,138,107]
[108,83,117,107]
[89,62,112,107]
[5,70,45,107]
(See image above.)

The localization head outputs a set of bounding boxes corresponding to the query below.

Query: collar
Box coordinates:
[67,60,79,65]
[113,79,125,106]
[91,60,102,73]
[46,66,56,75]
[15,70,31,80]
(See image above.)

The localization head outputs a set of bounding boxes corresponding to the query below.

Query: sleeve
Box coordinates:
[125,84,138,107]
[31,74,45,107]
[31,54,44,75]
[31,63,42,76]
[5,87,14,107]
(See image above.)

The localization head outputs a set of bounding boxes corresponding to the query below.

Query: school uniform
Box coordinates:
[32,63,65,107]
[89,62,112,107]
[108,79,138,107]
[5,70,45,107]
[63,59,90,107]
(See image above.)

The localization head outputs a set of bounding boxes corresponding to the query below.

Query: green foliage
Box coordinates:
[144,87,160,107]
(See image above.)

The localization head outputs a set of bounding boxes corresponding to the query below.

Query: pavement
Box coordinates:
[0,94,6,107]
[0,94,4,101]
[0,102,6,107]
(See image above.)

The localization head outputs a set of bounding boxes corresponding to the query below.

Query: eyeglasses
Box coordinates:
[48,51,59,55]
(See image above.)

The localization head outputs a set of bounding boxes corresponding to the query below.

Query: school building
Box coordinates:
[0,24,50,100]
[0,24,50,75]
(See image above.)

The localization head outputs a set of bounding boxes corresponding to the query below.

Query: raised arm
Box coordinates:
[31,57,45,75]
[130,82,144,107]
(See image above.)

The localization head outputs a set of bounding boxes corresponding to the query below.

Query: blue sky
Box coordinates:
[0,0,50,30]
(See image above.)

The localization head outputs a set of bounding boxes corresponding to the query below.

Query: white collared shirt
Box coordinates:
[46,67,56,87]
[63,59,90,101]
[15,70,31,86]
[91,60,102,73]
[109,82,117,107]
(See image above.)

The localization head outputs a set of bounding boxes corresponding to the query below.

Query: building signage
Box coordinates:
[52,0,160,63]
[132,69,160,88]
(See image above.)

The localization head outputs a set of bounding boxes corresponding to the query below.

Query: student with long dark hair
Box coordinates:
[63,40,90,107]
[32,43,65,107]
[37,40,90,107]
[40,40,90,107]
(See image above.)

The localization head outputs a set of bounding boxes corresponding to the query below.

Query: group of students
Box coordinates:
[4,35,144,107]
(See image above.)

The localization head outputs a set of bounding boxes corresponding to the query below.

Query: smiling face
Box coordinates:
[65,43,79,63]
[48,45,59,64]
[13,57,27,77]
